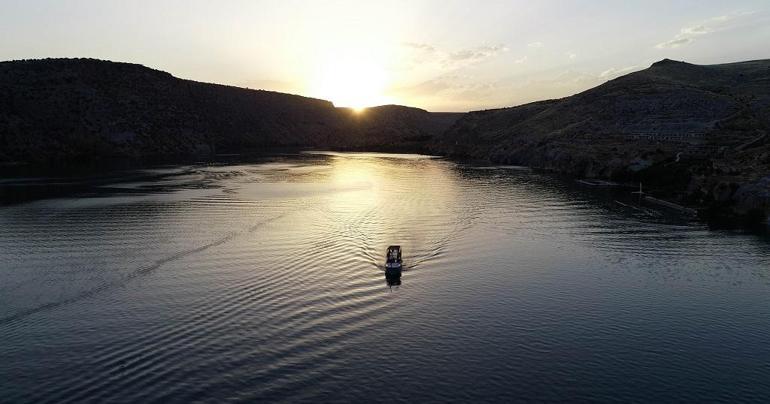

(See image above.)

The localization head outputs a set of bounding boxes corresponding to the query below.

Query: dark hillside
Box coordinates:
[434,59,770,222]
[0,58,461,164]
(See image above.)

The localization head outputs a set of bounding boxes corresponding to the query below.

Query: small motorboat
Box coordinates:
[385,245,403,271]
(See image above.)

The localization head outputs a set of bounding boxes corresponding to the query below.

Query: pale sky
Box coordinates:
[2,0,769,111]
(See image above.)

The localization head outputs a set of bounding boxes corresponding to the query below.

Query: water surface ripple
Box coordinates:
[1,152,769,403]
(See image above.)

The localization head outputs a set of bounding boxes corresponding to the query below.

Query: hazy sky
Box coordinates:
[2,0,769,111]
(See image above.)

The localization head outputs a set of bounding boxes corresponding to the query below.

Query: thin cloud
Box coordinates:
[566,52,577,60]
[402,42,436,52]
[681,25,708,35]
[513,56,528,64]
[448,45,507,62]
[527,41,544,48]
[656,11,755,49]
[400,74,499,103]
[655,37,694,49]
[400,77,454,96]
[403,42,507,68]
[599,65,640,79]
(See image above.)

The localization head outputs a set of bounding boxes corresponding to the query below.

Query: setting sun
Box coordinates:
[309,55,392,110]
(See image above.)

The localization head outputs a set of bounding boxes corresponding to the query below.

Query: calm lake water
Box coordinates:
[2,152,770,403]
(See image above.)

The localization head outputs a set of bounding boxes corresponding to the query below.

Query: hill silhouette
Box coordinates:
[2,57,769,222]
[434,58,770,222]
[0,58,461,164]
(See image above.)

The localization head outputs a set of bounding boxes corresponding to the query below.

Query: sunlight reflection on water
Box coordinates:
[1,152,770,403]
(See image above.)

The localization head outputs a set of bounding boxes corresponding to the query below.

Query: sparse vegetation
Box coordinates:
[0,58,461,165]
[433,59,770,223]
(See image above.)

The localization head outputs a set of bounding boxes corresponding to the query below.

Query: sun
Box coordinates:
[309,56,392,110]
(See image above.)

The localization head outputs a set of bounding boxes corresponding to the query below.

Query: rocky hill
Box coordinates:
[434,59,770,223]
[340,105,462,152]
[2,57,768,223]
[0,58,461,164]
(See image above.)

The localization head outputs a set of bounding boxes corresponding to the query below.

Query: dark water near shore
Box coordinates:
[2,152,770,403]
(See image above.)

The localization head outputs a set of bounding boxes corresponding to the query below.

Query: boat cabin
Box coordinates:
[385,245,402,270]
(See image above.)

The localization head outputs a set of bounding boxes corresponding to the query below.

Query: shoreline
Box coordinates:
[2,149,767,230]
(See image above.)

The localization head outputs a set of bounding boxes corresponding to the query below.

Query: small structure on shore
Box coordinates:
[576,179,620,187]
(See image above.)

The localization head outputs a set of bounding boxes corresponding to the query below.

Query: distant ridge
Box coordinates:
[0,58,462,164]
[433,58,770,223]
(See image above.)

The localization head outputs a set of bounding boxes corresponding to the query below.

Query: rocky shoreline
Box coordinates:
[433,59,770,226]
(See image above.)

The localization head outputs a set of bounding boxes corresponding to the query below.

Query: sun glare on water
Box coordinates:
[310,56,392,111]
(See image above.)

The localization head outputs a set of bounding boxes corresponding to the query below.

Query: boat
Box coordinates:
[385,245,402,271]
